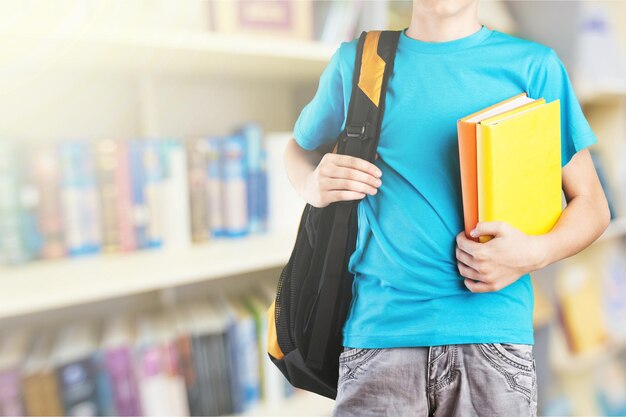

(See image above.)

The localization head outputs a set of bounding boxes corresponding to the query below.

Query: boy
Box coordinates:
[284,0,610,416]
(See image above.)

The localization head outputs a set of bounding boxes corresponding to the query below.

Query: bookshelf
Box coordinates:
[1,2,626,416]
[0,232,295,320]
[1,215,623,323]
[0,29,335,81]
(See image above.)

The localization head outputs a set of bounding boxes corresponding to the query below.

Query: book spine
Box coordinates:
[206,137,225,237]
[258,148,268,233]
[41,371,64,416]
[18,145,43,262]
[176,334,201,416]
[239,317,261,409]
[191,335,216,416]
[21,374,45,417]
[105,347,142,417]
[31,146,66,259]
[242,124,262,234]
[220,134,248,237]
[476,125,496,244]
[137,345,168,416]
[162,139,191,249]
[95,139,123,253]
[94,351,117,416]
[214,330,233,415]
[143,139,165,249]
[225,321,243,414]
[129,140,149,249]
[0,369,24,416]
[186,138,210,243]
[0,140,27,265]
[56,356,100,415]
[59,141,101,256]
[115,140,137,252]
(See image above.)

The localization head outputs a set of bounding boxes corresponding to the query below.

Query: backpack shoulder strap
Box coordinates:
[337,30,401,162]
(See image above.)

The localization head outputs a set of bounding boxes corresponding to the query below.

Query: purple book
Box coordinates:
[0,369,23,416]
[104,347,142,416]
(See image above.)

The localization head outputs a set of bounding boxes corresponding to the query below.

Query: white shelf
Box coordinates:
[0,29,336,80]
[245,390,334,416]
[0,232,295,320]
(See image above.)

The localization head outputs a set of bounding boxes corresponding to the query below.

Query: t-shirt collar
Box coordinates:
[399,25,493,54]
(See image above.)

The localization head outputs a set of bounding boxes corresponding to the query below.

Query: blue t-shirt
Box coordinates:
[293,25,598,348]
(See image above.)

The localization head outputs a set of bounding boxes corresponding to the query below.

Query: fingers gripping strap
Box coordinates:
[357,31,385,108]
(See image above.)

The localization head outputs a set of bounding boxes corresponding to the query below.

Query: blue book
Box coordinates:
[143,139,165,249]
[59,141,101,256]
[240,124,263,234]
[220,134,248,238]
[258,148,269,233]
[206,137,226,237]
[93,351,117,416]
[128,140,149,249]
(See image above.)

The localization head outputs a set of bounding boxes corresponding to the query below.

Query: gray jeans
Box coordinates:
[332,344,537,417]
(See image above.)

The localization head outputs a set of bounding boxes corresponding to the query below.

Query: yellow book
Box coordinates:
[476,99,562,243]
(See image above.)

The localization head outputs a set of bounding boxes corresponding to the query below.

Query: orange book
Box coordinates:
[457,93,535,241]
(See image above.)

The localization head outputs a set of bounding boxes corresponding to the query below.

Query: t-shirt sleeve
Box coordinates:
[530,48,598,167]
[293,46,346,151]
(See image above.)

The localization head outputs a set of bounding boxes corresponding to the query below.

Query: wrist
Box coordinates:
[530,234,551,270]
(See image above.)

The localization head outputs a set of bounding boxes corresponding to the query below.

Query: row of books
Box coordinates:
[0,123,268,266]
[0,285,293,416]
[554,241,626,355]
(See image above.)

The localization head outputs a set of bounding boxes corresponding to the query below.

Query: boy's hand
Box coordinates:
[304,153,382,208]
[455,222,546,293]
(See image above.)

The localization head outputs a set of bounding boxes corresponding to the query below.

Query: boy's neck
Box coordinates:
[406,5,482,43]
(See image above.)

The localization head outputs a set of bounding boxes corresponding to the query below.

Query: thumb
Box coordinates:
[470,222,506,239]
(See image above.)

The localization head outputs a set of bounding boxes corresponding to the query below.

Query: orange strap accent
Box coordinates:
[267,300,285,360]
[357,31,386,108]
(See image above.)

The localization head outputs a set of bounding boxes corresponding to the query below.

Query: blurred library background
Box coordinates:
[0,0,625,416]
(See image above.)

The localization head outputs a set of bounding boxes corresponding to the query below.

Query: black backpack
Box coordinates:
[266,30,400,399]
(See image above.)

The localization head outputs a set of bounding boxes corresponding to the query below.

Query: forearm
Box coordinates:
[535,194,610,269]
[284,137,325,200]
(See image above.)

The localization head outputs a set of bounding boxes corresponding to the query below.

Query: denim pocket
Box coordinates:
[492,343,534,368]
[338,347,383,384]
[476,343,536,403]
[339,347,382,364]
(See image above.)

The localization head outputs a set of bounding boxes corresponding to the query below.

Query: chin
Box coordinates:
[417,0,477,17]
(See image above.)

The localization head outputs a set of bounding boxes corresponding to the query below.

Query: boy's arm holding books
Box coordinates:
[456,49,610,293]
[456,151,610,293]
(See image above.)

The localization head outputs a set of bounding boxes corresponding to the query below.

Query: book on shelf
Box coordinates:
[0,140,29,264]
[52,322,103,416]
[101,315,142,417]
[0,330,30,416]
[21,332,64,417]
[221,134,248,238]
[59,141,102,256]
[0,122,271,267]
[186,137,211,243]
[457,92,562,243]
[1,290,295,417]
[29,144,65,260]
[206,136,226,239]
[556,264,608,354]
